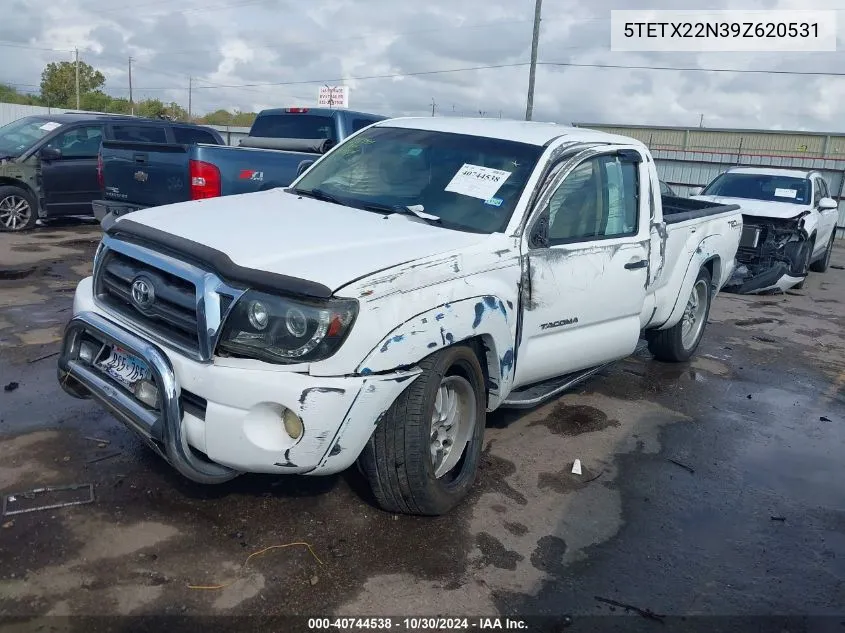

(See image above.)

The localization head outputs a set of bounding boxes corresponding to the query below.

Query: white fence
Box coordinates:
[0,102,76,126]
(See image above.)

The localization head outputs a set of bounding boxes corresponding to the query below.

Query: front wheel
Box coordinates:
[647,267,712,363]
[0,186,37,232]
[792,238,814,290]
[809,234,835,273]
[358,344,486,516]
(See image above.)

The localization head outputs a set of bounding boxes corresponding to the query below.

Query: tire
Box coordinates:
[647,267,712,363]
[0,186,37,232]
[359,344,487,516]
[809,234,835,273]
[792,238,814,289]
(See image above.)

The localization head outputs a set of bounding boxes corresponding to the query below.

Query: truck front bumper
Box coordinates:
[58,279,420,482]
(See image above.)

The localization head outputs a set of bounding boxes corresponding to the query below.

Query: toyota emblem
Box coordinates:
[131,277,155,308]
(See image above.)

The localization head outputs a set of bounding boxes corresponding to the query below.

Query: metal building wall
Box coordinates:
[575,123,845,235]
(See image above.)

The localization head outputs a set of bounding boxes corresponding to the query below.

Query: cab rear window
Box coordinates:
[111,125,168,143]
[249,115,336,141]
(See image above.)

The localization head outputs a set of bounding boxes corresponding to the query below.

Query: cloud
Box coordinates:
[0,0,843,131]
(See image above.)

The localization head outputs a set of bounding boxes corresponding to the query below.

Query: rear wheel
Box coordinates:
[0,186,37,232]
[809,234,835,273]
[647,267,712,362]
[359,345,486,516]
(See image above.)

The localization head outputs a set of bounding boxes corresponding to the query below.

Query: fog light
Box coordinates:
[134,380,159,408]
[79,341,97,363]
[282,409,303,440]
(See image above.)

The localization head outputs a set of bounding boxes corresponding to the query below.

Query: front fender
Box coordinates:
[356,295,517,410]
[799,210,818,238]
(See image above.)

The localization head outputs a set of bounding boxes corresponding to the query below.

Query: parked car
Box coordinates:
[0,113,223,232]
[58,118,741,515]
[692,166,840,293]
[93,107,386,221]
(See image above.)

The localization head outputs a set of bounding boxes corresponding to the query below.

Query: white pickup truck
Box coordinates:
[692,166,840,293]
[58,118,741,515]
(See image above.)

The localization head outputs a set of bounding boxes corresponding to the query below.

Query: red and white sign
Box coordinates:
[318,86,349,108]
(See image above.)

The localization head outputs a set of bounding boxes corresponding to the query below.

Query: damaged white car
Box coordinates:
[693,167,840,293]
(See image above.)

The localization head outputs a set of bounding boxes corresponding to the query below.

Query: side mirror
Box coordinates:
[689,187,703,197]
[39,146,62,161]
[529,215,550,249]
[295,159,315,178]
[819,197,838,210]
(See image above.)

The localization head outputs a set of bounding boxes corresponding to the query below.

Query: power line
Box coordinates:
[0,42,74,53]
[191,62,533,89]
[97,0,270,16]
[539,61,845,77]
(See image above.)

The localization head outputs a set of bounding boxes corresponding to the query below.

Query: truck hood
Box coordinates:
[118,189,488,292]
[691,195,811,220]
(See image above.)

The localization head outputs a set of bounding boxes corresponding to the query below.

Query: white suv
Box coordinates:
[693,166,839,293]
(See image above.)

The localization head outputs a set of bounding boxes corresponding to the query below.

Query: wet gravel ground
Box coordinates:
[1,221,843,630]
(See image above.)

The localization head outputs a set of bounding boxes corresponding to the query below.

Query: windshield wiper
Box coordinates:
[292,187,345,206]
[356,202,441,225]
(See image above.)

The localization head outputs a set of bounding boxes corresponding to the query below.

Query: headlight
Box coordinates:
[217,291,358,364]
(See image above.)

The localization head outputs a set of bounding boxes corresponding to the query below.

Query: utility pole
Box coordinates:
[74,48,80,109]
[188,76,192,120]
[524,0,542,121]
[699,113,704,128]
[430,98,437,116]
[128,57,134,115]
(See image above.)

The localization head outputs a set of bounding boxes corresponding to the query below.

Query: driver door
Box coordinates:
[41,125,103,216]
[513,147,650,388]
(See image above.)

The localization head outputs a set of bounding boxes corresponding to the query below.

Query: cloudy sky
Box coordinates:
[1,0,844,131]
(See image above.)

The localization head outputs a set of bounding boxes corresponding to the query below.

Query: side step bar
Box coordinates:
[501,341,648,409]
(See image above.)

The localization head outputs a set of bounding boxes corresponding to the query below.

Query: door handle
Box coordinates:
[133,153,148,163]
[624,259,649,270]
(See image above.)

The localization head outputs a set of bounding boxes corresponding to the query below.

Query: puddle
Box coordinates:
[530,403,621,436]
[735,317,777,326]
[0,266,36,281]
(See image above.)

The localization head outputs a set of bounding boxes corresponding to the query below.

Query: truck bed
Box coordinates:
[662,195,740,224]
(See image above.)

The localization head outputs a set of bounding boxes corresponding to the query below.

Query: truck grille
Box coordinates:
[95,250,201,354]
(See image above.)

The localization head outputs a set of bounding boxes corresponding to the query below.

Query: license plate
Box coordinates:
[97,346,151,388]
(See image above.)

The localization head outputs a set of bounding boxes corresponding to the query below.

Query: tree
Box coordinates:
[40,60,105,108]
[201,109,234,125]
[230,110,257,127]
[136,99,189,121]
[79,90,115,113]
[0,84,41,106]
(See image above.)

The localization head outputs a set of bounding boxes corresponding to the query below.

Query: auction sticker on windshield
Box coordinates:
[774,188,798,199]
[39,122,61,131]
[445,164,512,200]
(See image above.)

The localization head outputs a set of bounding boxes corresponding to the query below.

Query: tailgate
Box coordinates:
[101,140,190,208]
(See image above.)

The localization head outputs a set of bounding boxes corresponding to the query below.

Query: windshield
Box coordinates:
[701,172,811,205]
[0,117,63,158]
[249,114,337,141]
[292,126,543,233]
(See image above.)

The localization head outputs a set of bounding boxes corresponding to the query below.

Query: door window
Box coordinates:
[50,125,103,159]
[546,155,639,244]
